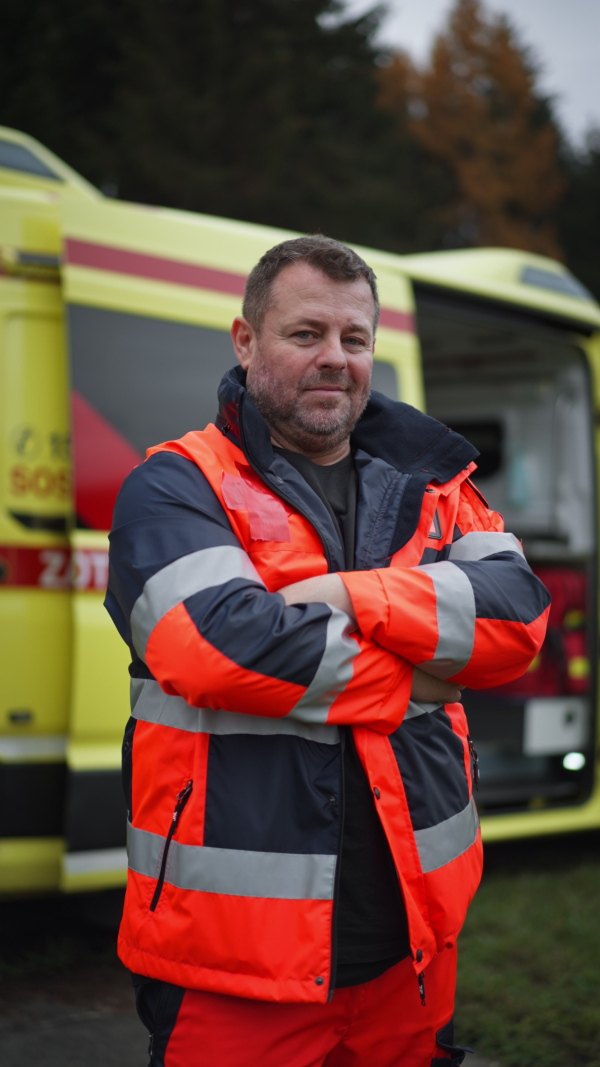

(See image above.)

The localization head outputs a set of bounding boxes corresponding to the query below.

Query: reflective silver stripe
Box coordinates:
[415,796,479,873]
[416,561,476,676]
[130,678,340,743]
[127,823,337,900]
[404,701,443,720]
[130,546,264,658]
[64,847,127,877]
[449,531,523,562]
[0,735,67,761]
[289,607,360,724]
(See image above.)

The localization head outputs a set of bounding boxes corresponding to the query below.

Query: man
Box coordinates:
[106,236,550,1066]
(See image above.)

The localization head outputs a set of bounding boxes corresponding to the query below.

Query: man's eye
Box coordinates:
[296,331,313,340]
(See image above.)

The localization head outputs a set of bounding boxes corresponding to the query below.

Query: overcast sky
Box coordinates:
[342,0,599,148]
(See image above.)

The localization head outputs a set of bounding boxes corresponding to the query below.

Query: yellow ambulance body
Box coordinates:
[1,126,599,896]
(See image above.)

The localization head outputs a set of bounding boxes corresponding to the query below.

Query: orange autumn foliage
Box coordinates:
[378,0,565,257]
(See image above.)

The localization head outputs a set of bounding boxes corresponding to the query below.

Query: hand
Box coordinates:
[411,666,463,705]
[279,574,357,626]
[280,582,462,704]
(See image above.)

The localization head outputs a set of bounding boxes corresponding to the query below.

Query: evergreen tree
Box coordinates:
[557,132,600,299]
[0,0,452,250]
[0,0,127,188]
[376,50,457,252]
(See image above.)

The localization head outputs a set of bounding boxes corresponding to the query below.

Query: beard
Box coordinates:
[246,362,370,456]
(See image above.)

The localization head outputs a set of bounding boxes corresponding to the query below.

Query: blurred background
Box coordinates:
[1,2,599,1066]
[1,0,599,297]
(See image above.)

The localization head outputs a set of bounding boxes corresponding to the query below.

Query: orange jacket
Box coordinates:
[106,367,550,1003]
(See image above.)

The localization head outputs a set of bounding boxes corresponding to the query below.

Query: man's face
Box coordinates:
[235,262,375,456]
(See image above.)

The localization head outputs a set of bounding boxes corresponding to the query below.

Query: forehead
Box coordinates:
[267,261,375,327]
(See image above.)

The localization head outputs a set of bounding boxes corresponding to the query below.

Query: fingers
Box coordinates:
[411,667,463,705]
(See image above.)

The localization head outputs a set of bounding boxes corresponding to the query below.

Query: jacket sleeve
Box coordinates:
[340,480,551,689]
[105,451,412,732]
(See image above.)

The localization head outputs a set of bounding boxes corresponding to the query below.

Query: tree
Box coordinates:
[379,0,566,256]
[0,0,452,251]
[557,131,600,299]
[376,50,458,252]
[0,0,127,190]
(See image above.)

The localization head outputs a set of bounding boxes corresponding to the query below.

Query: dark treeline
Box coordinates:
[1,0,598,296]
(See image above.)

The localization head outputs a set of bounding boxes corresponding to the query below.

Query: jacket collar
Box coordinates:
[216,364,478,486]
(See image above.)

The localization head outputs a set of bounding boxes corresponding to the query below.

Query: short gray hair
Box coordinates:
[242,235,379,333]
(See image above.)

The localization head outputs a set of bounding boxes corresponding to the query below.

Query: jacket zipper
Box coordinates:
[237,397,375,997]
[232,390,467,1003]
[240,408,351,998]
[468,736,480,791]
[327,727,346,1000]
[149,780,193,912]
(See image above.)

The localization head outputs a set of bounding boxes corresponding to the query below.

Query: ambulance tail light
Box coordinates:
[490,566,589,698]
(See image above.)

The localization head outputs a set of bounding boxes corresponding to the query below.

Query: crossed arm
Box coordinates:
[108,452,550,729]
[279,573,463,705]
[280,510,551,699]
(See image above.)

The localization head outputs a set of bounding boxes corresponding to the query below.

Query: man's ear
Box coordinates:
[231,316,256,370]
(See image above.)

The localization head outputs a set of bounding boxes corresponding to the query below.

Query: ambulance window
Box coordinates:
[520,266,593,302]
[68,305,238,528]
[69,305,236,456]
[0,140,62,180]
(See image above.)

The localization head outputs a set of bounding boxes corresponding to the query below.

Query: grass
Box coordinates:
[456,831,600,1067]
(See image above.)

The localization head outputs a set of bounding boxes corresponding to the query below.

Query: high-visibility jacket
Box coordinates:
[106,365,550,1004]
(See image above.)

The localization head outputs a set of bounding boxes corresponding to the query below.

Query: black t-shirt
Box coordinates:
[276,448,356,569]
[276,448,410,987]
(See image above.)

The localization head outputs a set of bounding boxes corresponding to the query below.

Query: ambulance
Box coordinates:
[1,126,599,896]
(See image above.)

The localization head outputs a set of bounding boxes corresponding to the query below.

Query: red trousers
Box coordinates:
[135,948,469,1067]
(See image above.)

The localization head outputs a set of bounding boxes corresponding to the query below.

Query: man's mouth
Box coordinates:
[303,378,351,394]
[307,385,346,392]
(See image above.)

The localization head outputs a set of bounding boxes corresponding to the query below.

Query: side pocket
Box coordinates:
[149,780,193,912]
[468,735,479,792]
[431,1017,473,1065]
[122,717,137,822]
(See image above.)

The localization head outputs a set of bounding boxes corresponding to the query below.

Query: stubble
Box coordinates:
[247,363,370,455]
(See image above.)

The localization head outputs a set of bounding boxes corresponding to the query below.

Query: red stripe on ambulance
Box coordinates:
[65,238,247,296]
[0,545,109,592]
[64,239,415,332]
[72,391,142,531]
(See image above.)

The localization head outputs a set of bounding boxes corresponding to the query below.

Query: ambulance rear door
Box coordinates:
[0,182,70,894]
[405,249,600,839]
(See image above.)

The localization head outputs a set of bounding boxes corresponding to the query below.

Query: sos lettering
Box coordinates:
[10,464,70,499]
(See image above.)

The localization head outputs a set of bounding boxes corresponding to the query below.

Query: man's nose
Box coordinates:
[315,335,348,369]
